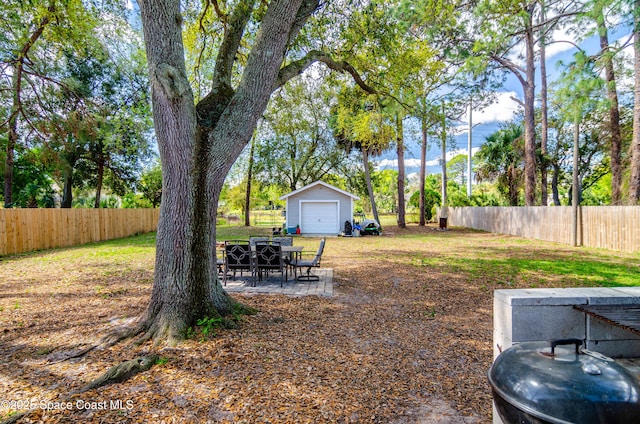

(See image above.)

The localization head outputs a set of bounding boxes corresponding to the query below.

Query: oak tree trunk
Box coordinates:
[136,0,313,342]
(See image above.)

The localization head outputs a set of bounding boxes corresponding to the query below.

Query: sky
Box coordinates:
[375,20,634,183]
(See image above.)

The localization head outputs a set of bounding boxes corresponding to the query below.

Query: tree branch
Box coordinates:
[287,0,322,46]
[211,0,257,92]
[492,54,527,87]
[276,50,377,94]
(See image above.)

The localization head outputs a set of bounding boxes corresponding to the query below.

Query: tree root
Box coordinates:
[46,323,147,364]
[76,354,159,394]
[1,354,159,424]
[0,412,27,424]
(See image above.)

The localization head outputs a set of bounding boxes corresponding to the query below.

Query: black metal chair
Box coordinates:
[272,236,294,271]
[223,240,253,286]
[291,238,325,281]
[254,241,286,287]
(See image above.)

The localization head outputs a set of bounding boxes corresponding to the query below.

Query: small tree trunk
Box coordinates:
[539,3,549,206]
[523,15,537,206]
[595,4,622,205]
[440,104,447,207]
[61,161,74,208]
[551,161,561,206]
[4,72,19,208]
[419,119,428,226]
[4,116,16,208]
[94,152,105,208]
[396,113,406,228]
[244,135,255,226]
[362,147,381,227]
[572,121,580,246]
[629,0,640,204]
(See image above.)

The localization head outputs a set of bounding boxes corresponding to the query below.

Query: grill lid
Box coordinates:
[488,339,640,424]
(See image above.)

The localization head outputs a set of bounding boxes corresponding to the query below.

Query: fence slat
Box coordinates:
[0,209,159,256]
[447,206,640,253]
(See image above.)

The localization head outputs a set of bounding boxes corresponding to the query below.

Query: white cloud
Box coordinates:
[544,25,582,59]
[375,147,481,170]
[457,91,521,129]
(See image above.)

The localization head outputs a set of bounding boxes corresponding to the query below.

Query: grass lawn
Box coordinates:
[0,224,638,423]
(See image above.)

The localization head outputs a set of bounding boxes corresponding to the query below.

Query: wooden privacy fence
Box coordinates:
[446,206,640,253]
[0,208,160,256]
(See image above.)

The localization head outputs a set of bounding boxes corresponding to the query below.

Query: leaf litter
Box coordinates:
[2,224,624,423]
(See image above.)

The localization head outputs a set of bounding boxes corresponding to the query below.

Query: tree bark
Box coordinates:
[551,161,561,206]
[396,114,406,228]
[61,149,78,208]
[136,0,318,343]
[440,104,447,207]
[419,119,428,226]
[629,0,640,204]
[595,3,622,205]
[4,7,53,208]
[539,2,548,206]
[491,7,537,206]
[361,147,381,227]
[244,135,255,226]
[5,106,17,208]
[523,9,537,206]
[572,121,580,246]
[94,150,105,208]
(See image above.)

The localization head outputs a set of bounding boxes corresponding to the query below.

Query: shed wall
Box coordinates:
[286,185,353,234]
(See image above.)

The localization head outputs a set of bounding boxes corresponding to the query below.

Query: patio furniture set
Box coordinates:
[217,236,325,287]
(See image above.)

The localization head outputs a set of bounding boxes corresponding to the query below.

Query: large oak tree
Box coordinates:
[135,0,372,343]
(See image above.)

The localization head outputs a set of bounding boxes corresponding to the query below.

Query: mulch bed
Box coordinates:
[0,224,576,423]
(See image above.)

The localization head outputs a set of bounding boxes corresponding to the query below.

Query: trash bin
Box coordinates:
[439,217,447,229]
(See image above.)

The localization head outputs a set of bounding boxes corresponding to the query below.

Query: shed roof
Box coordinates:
[279,181,360,200]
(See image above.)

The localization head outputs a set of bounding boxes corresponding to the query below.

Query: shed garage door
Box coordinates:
[301,202,338,234]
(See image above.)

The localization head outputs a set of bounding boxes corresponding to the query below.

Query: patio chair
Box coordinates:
[272,235,294,269]
[249,236,270,247]
[291,238,325,282]
[254,240,286,287]
[223,240,253,286]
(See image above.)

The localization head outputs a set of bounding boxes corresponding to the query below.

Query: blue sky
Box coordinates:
[376,22,634,181]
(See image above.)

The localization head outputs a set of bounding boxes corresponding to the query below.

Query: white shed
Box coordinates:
[280,181,360,235]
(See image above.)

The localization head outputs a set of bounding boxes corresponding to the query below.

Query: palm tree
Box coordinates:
[331,88,393,226]
[475,123,525,206]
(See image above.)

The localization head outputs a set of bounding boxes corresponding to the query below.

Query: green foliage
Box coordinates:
[196,316,224,338]
[474,123,525,206]
[409,186,441,220]
[8,147,56,208]
[1,0,153,208]
[155,357,169,365]
[447,154,468,187]
[122,193,153,208]
[239,76,350,193]
[138,162,163,207]
[333,86,394,156]
[188,301,256,341]
[554,51,607,124]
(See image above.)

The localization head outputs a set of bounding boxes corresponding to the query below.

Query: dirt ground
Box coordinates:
[0,224,605,423]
